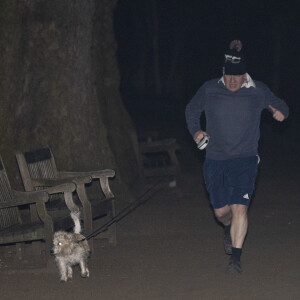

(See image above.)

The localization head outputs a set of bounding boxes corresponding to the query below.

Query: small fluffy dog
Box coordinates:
[52,211,90,282]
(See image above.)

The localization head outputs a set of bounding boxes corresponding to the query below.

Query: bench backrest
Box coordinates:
[24,147,58,179]
[16,147,58,191]
[0,157,21,229]
[16,148,64,212]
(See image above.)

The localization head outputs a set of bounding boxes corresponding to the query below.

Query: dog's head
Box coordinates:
[52,231,77,256]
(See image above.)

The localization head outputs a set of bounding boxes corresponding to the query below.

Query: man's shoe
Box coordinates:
[224,233,232,255]
[226,257,242,274]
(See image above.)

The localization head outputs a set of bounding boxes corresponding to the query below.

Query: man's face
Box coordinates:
[224,74,246,92]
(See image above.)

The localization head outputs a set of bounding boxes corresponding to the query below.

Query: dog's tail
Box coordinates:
[70,210,81,234]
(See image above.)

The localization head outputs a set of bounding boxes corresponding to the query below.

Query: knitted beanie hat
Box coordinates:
[223,40,247,75]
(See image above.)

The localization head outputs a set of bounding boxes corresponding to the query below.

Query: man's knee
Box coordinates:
[214,205,231,219]
[231,204,248,217]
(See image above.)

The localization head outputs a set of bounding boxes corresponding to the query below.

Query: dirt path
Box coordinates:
[0,148,299,300]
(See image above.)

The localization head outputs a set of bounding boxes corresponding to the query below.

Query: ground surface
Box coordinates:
[0,138,299,300]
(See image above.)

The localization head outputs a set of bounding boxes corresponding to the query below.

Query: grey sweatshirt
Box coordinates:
[185,78,289,160]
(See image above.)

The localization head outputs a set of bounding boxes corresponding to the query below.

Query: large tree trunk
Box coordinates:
[0,0,140,202]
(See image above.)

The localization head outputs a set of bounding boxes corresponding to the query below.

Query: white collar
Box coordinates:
[218,73,256,88]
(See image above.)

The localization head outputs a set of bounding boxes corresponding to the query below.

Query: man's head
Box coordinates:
[223,40,247,91]
[224,74,246,92]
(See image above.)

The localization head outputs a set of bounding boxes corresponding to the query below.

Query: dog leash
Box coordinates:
[80,177,170,241]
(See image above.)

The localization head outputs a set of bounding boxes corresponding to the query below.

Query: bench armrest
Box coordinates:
[32,176,90,187]
[25,182,78,213]
[43,183,76,194]
[0,190,48,208]
[60,171,115,199]
[59,169,115,179]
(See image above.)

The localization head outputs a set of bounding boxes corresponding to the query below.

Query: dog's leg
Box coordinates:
[85,266,90,278]
[57,259,68,282]
[67,264,73,280]
[79,259,90,278]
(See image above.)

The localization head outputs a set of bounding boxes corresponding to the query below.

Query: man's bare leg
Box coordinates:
[214,204,248,247]
[214,204,248,273]
[230,204,248,248]
[214,205,232,226]
[214,205,233,255]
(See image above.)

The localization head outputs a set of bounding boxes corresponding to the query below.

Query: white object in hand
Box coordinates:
[197,135,209,150]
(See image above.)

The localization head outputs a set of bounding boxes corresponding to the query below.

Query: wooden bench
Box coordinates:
[0,155,77,262]
[138,131,180,179]
[16,147,116,245]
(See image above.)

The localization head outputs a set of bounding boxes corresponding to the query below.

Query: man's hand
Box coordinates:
[193,130,208,143]
[269,105,285,122]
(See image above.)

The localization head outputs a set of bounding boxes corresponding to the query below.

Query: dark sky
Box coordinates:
[114,0,299,135]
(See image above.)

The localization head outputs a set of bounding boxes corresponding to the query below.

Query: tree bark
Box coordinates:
[0,0,139,198]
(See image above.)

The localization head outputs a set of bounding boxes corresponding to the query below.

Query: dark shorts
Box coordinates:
[203,156,259,209]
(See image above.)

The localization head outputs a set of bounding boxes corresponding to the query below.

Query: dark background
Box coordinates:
[113,0,299,153]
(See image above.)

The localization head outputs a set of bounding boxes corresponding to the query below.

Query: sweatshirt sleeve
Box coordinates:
[185,83,207,137]
[262,83,289,119]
